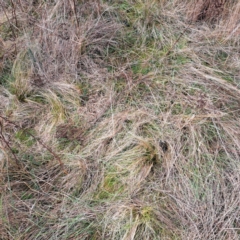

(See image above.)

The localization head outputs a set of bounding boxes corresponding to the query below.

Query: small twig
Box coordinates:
[96,0,101,17]
[164,22,191,57]
[0,115,66,172]
[17,0,24,13]
[0,121,22,168]
[10,0,18,29]
[0,2,16,39]
[72,0,79,28]
[32,135,64,168]
[0,2,18,56]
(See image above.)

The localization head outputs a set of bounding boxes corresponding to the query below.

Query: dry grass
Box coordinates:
[0,0,240,239]
[187,0,240,38]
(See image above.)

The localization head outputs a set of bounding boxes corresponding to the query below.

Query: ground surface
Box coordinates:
[0,0,240,239]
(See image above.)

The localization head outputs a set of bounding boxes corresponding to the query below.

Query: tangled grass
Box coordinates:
[0,0,240,239]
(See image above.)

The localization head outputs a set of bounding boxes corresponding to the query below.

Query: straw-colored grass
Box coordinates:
[0,0,240,239]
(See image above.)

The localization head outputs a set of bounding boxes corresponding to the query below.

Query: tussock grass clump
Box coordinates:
[1,0,240,239]
[188,0,228,22]
[186,0,240,38]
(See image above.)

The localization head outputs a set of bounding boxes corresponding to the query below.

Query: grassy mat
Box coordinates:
[0,0,240,239]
